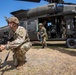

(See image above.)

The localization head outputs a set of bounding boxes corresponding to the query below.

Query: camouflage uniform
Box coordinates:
[62,26,66,38]
[5,16,32,66]
[38,23,47,48]
[61,20,66,38]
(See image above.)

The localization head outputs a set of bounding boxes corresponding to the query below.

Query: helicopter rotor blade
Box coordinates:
[15,0,40,3]
[63,2,76,5]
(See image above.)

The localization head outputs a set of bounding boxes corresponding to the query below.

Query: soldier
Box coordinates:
[61,19,66,38]
[37,23,47,48]
[0,16,32,69]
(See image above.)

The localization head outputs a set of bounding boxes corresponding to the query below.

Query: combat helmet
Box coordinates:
[6,16,19,24]
[39,23,43,26]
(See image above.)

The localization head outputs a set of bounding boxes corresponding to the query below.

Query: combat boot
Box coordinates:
[16,61,25,70]
[13,54,19,67]
[44,43,47,48]
[13,58,19,67]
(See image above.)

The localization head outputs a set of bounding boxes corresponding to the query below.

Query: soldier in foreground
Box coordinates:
[0,16,32,69]
[37,23,47,48]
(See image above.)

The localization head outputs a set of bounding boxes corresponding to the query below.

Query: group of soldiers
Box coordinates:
[0,16,47,70]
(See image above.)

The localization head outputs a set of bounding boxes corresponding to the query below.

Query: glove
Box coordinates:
[0,45,6,52]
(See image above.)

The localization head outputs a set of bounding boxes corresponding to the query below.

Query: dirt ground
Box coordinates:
[0,41,76,75]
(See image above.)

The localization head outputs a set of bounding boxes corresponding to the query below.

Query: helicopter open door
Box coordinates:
[38,15,66,40]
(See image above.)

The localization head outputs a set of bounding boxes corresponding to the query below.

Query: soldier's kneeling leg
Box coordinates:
[16,48,26,65]
[13,54,19,67]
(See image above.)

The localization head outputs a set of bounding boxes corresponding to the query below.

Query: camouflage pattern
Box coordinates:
[38,26,47,40]
[38,24,47,48]
[61,20,66,38]
[62,26,66,38]
[0,58,2,66]
[6,26,32,66]
[6,16,19,24]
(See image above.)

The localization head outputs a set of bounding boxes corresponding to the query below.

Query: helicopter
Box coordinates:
[0,0,76,48]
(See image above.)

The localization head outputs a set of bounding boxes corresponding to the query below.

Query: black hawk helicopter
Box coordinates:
[0,0,76,48]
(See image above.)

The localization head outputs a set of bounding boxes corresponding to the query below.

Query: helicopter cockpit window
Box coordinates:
[57,3,63,7]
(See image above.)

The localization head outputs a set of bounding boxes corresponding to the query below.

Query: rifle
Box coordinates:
[0,51,10,68]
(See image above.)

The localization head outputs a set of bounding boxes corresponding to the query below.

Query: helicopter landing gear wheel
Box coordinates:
[66,38,76,48]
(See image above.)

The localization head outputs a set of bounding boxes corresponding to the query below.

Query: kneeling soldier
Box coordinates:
[0,16,32,69]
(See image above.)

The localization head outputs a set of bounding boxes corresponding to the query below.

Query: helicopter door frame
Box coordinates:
[26,18,38,40]
[38,15,66,40]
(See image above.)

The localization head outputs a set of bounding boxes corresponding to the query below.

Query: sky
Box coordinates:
[0,0,76,27]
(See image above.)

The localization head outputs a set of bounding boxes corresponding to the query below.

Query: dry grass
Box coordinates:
[0,41,76,75]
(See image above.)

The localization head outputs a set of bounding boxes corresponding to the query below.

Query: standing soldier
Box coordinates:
[37,23,47,48]
[0,16,32,69]
[61,19,66,38]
